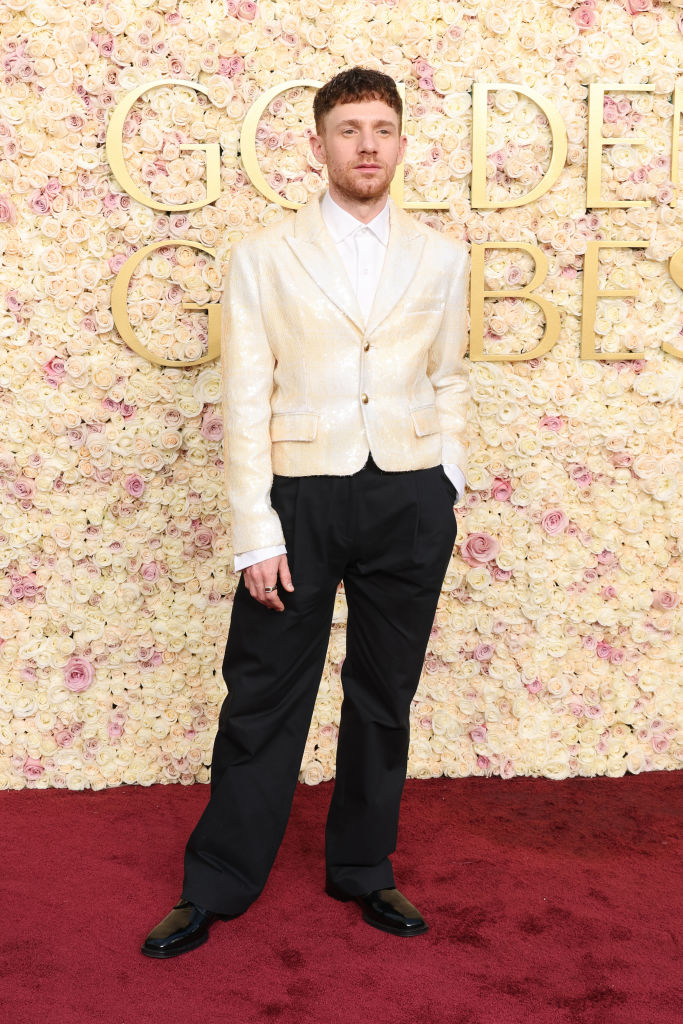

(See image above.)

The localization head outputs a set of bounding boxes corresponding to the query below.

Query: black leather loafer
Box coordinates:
[141,898,223,959]
[326,880,429,936]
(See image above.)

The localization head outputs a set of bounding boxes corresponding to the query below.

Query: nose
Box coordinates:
[357,129,377,155]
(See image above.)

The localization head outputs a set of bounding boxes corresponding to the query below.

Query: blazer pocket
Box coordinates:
[410,405,441,437]
[270,412,319,442]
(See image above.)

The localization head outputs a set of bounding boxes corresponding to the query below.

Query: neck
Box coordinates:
[326,183,389,224]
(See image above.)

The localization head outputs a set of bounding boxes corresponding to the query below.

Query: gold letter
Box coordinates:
[586,83,654,208]
[241,79,323,210]
[471,84,567,209]
[671,81,683,201]
[581,241,647,359]
[664,247,683,359]
[469,242,561,361]
[106,79,220,212]
[241,79,449,211]
[111,240,219,367]
[389,82,448,210]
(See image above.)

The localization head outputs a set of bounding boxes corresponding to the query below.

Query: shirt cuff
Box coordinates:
[234,544,287,572]
[443,463,466,503]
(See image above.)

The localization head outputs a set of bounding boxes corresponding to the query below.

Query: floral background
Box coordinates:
[1,0,681,790]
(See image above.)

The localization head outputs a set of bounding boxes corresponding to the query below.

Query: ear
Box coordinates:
[310,132,326,166]
[397,133,408,164]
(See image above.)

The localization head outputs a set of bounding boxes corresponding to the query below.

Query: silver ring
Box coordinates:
[264,585,276,593]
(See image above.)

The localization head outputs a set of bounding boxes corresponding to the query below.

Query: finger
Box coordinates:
[244,569,266,604]
[266,593,285,612]
[263,583,284,612]
[278,556,294,592]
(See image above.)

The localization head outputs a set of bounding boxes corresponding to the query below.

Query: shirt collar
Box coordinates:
[321,190,390,246]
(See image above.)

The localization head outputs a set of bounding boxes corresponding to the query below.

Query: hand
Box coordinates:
[242,554,294,612]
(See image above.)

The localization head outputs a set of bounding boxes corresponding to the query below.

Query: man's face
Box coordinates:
[310,99,407,204]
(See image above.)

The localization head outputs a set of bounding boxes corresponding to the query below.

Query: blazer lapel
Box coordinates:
[365,200,426,335]
[285,195,365,332]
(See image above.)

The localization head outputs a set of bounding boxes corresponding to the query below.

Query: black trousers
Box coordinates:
[181,456,458,915]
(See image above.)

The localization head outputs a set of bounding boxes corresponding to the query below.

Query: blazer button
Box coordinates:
[363,341,370,351]
[361,393,369,404]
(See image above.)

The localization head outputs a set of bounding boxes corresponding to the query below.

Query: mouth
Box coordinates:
[354,164,381,171]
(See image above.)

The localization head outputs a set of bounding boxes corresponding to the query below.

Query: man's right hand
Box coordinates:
[242,554,294,612]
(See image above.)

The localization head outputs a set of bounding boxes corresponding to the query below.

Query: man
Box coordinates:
[142,66,470,958]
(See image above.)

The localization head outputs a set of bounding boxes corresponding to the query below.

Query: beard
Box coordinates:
[328,161,394,204]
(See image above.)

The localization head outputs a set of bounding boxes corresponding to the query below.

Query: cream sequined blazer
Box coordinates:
[220,191,471,556]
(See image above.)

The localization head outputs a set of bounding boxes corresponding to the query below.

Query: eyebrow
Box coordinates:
[336,119,397,128]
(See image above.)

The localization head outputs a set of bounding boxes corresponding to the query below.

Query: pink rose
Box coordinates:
[500,758,515,780]
[237,0,257,20]
[603,98,619,127]
[539,415,563,432]
[43,355,66,386]
[469,725,487,743]
[0,194,17,224]
[63,655,94,693]
[12,476,35,500]
[220,54,244,77]
[525,677,543,694]
[460,532,500,567]
[570,466,593,487]
[652,734,669,754]
[5,289,22,312]
[491,477,512,501]
[23,757,44,780]
[414,59,433,77]
[201,413,223,440]
[194,527,214,549]
[610,451,633,468]
[28,190,51,215]
[541,509,569,535]
[596,642,612,660]
[473,643,494,662]
[652,590,678,610]
[124,473,145,497]
[140,561,159,582]
[477,755,490,771]
[108,252,128,273]
[54,728,73,747]
[627,0,652,13]
[572,3,597,29]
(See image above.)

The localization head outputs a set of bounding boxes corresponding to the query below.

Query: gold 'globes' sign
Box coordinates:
[106,78,683,367]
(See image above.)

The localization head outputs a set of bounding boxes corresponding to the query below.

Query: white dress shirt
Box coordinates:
[233,191,466,571]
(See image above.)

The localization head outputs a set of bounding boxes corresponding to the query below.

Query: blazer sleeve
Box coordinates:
[427,240,471,472]
[221,240,285,556]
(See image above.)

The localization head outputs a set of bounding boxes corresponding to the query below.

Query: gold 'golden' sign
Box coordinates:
[106,78,683,365]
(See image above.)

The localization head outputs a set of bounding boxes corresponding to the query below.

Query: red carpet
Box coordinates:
[2,773,681,1024]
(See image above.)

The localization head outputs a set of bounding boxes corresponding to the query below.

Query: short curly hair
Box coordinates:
[313,67,402,133]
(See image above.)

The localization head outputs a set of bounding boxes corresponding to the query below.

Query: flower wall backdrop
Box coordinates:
[0,0,681,790]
